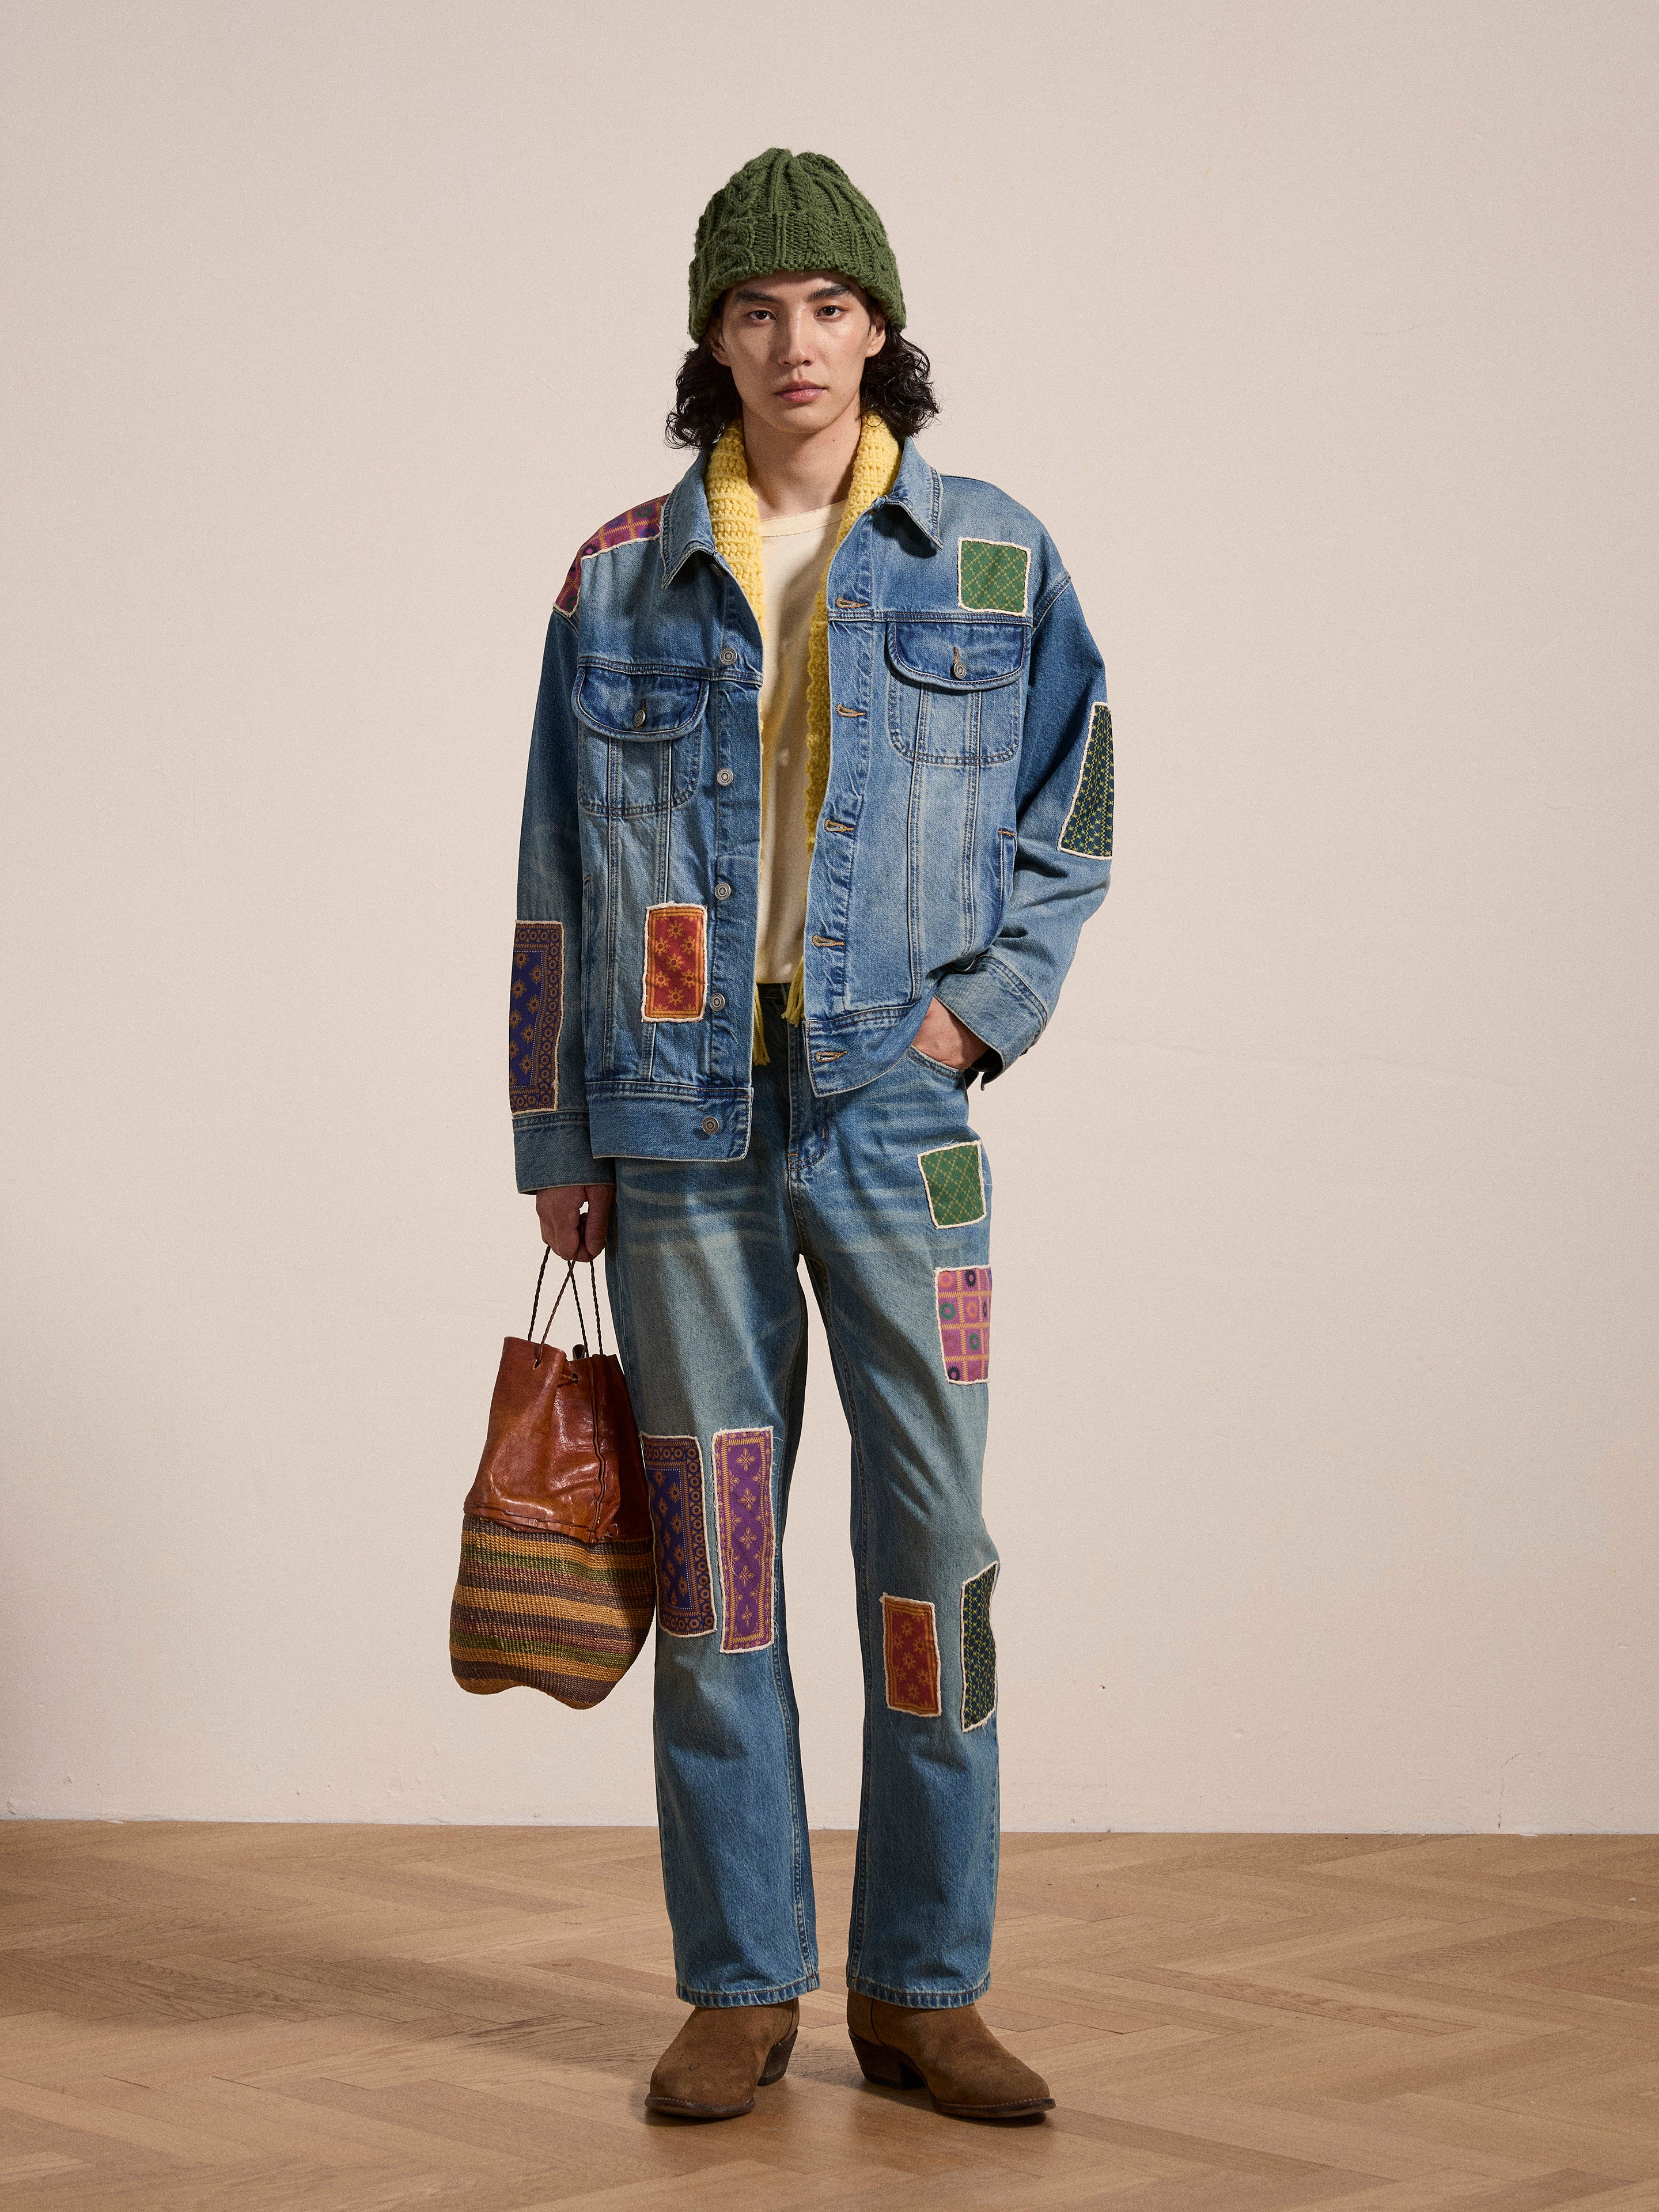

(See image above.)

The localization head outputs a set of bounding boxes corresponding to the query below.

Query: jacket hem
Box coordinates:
[589,1092,752,1162]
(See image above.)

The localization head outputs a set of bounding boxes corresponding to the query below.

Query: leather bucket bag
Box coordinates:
[449,1254,654,1709]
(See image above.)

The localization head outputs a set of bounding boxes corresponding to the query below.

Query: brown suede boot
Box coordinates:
[645,1998,800,2119]
[846,1992,1053,2119]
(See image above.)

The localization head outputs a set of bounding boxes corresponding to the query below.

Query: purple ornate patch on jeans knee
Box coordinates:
[641,1434,714,1637]
[935,1266,992,1384]
[712,1427,775,1653]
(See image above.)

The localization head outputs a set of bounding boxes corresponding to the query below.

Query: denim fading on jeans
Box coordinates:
[605,986,1000,2009]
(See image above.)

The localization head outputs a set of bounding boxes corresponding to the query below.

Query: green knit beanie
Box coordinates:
[688,147,906,340]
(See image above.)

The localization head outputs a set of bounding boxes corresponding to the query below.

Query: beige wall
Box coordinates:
[3,1,1656,1831]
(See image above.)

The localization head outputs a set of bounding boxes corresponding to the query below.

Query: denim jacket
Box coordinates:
[510,435,1113,1191]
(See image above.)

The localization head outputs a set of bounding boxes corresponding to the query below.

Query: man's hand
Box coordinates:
[535,1183,614,1261]
[914,998,991,1071]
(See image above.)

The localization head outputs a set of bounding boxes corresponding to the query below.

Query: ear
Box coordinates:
[865,313,889,360]
[705,294,729,366]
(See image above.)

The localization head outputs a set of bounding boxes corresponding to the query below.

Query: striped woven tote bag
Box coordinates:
[450,1256,654,1709]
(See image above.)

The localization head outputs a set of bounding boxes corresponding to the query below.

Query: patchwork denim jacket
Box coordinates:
[510,435,1113,1190]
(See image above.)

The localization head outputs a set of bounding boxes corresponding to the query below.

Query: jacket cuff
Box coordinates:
[933,954,1049,1082]
[513,1113,615,1194]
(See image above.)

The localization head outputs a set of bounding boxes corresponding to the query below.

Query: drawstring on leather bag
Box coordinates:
[528,1248,573,1366]
[527,1248,607,1366]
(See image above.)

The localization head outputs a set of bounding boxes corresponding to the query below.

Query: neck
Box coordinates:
[739,397,865,521]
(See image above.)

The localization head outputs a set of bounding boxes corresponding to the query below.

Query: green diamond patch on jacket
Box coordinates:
[918,1141,986,1228]
[1058,702,1113,859]
[957,538,1030,614]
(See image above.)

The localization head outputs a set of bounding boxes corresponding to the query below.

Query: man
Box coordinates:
[509,149,1113,2121]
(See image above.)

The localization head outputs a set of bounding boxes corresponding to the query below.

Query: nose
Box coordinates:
[775,308,815,366]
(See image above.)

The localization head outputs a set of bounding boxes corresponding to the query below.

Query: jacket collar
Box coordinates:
[660,449,717,588]
[660,430,942,590]
[876,434,944,548]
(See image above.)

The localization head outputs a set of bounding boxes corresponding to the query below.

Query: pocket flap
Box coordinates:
[886,618,1028,691]
[574,658,709,738]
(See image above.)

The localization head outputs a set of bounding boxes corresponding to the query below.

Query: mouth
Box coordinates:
[774,382,826,404]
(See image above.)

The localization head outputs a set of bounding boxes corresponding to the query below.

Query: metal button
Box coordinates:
[715,766,734,786]
[632,705,647,728]
[713,880,732,901]
[708,991,726,1012]
[718,645,738,666]
[952,648,967,679]
[700,1115,720,1135]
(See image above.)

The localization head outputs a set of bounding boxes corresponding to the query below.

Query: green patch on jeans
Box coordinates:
[957,538,1030,614]
[918,1141,986,1229]
[961,1561,998,1731]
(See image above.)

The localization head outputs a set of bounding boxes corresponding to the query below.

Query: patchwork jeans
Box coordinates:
[605,984,1001,2010]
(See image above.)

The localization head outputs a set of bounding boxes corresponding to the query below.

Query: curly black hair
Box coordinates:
[666,301,939,452]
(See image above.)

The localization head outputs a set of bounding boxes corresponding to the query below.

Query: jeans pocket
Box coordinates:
[906,1044,968,1084]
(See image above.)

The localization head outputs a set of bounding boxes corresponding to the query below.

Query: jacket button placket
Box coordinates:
[817,563,873,1017]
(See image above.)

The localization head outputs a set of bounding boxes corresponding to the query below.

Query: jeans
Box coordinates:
[605,984,1001,2009]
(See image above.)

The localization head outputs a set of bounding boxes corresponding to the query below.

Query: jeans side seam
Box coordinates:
[812,1270,878,1987]
[772,1309,815,1984]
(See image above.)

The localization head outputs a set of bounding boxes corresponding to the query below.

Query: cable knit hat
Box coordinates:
[688,147,906,340]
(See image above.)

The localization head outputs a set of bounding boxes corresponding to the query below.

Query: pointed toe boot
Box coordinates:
[645,1998,800,2119]
[846,1992,1054,2120]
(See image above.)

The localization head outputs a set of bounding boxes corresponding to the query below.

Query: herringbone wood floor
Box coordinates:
[0,1827,1655,2210]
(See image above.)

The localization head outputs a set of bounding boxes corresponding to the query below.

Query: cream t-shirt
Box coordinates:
[753,501,844,984]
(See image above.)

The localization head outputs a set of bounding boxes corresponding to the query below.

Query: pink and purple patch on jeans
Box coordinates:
[935,1266,992,1384]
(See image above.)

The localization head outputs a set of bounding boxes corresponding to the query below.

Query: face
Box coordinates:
[707,271,888,439]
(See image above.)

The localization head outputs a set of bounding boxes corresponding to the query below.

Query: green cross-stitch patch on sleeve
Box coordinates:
[918,1141,986,1228]
[961,1560,998,1731]
[957,538,1030,614]
[1058,702,1113,859]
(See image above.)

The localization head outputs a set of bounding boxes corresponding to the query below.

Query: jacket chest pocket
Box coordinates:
[885,616,1028,766]
[573,657,707,817]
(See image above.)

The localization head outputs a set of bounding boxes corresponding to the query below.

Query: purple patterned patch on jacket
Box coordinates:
[509,921,563,1113]
[713,1427,775,1653]
[554,497,667,618]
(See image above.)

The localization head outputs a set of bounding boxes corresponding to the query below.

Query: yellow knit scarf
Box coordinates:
[703,411,902,1060]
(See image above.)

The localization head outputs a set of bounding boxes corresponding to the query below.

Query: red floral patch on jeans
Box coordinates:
[881,1595,942,1717]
